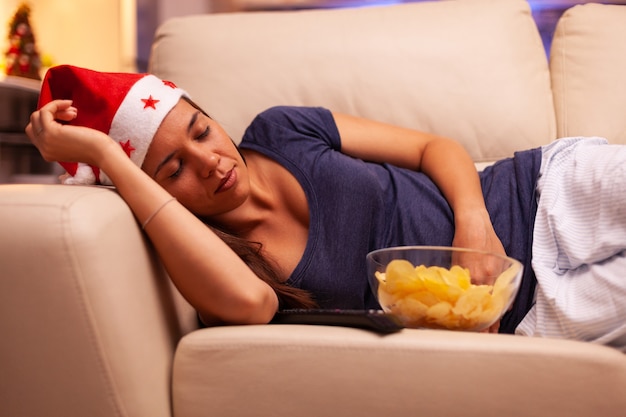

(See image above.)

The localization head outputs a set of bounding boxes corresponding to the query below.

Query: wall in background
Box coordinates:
[0,0,136,74]
[0,0,213,74]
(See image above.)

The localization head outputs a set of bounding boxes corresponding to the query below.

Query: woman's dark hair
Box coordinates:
[207,224,318,310]
[182,96,317,310]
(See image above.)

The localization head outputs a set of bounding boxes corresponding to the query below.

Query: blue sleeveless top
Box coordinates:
[239,106,541,333]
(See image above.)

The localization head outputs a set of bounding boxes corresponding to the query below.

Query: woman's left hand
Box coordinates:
[452,208,505,257]
[452,208,507,333]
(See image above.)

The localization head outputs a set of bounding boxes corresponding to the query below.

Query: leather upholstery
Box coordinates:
[150,0,555,164]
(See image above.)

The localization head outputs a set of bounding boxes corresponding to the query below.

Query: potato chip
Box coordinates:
[375,259,510,331]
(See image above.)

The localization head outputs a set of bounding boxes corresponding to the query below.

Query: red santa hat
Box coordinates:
[38,64,188,185]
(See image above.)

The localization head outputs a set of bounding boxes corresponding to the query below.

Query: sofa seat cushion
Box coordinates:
[172,324,626,417]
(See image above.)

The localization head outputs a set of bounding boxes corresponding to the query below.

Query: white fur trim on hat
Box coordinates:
[99,75,186,185]
[60,163,96,185]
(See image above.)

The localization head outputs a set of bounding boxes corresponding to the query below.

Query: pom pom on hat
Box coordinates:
[38,64,188,185]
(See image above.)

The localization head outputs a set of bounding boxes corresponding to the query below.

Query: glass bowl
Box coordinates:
[366,246,523,332]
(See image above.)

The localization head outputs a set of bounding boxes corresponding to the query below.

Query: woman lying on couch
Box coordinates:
[26,65,626,349]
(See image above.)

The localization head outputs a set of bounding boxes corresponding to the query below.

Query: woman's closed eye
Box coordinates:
[195,126,210,141]
[169,160,183,179]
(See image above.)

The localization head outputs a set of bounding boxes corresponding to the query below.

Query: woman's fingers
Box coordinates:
[26,109,44,145]
[38,99,76,124]
[26,100,81,162]
[26,99,72,139]
[48,99,78,122]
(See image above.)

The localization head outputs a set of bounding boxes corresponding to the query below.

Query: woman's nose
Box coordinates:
[197,151,219,178]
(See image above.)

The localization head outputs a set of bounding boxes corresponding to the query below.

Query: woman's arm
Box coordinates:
[333,112,505,258]
[27,100,279,325]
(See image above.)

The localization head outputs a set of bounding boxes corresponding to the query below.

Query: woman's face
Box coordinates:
[142,99,250,218]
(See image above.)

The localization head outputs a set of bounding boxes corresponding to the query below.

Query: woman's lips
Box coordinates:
[215,168,236,193]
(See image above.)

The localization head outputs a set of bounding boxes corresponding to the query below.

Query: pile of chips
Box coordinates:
[375,259,514,331]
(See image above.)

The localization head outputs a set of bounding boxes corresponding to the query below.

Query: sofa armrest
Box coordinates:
[173,324,626,417]
[0,184,197,417]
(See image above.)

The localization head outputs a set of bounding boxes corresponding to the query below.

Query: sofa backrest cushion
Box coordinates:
[550,3,626,144]
[149,0,555,164]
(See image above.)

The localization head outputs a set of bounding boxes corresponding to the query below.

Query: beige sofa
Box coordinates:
[2,1,626,416]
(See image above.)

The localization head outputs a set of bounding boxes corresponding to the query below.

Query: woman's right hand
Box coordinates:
[26,99,115,166]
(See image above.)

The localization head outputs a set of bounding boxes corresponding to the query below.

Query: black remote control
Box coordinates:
[271,309,404,334]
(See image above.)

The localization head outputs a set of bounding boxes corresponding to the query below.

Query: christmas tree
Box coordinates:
[5,3,41,80]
